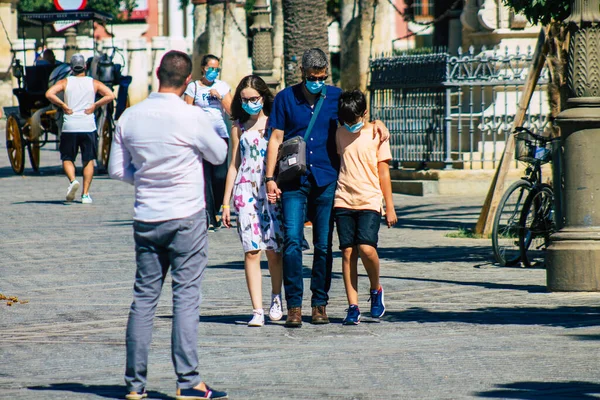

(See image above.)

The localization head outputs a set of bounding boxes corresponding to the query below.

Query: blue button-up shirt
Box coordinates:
[269,83,342,187]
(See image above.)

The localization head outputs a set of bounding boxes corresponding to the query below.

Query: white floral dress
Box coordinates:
[233,127,284,252]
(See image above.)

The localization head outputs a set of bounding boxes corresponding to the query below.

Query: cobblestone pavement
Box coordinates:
[1,127,599,400]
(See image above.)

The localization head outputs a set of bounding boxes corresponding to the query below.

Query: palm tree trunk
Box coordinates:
[282,0,330,86]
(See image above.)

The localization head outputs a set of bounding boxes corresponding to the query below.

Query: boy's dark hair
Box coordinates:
[201,54,220,67]
[338,89,367,125]
[157,50,192,88]
[231,75,274,124]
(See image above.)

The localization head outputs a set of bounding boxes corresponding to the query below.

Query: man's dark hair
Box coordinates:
[201,54,220,67]
[338,89,367,125]
[231,75,274,124]
[157,50,192,88]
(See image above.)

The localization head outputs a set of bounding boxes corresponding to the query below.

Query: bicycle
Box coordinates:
[516,128,557,268]
[491,127,555,267]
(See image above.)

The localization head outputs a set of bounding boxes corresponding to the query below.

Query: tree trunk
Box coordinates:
[271,0,284,89]
[282,0,330,87]
[544,22,569,138]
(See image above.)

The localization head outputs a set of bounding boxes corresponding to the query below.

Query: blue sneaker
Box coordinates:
[369,286,386,318]
[343,304,361,325]
[176,384,228,399]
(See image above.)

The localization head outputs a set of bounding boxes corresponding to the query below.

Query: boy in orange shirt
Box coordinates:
[335,90,397,325]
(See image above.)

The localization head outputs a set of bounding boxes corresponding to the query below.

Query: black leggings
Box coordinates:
[204,138,228,226]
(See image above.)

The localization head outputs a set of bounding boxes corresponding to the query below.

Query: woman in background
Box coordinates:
[184,54,233,230]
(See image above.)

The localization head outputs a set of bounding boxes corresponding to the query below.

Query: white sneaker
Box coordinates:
[269,294,283,321]
[248,309,264,327]
[65,180,80,202]
[81,194,93,204]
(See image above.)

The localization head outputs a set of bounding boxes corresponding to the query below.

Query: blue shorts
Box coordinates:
[334,208,381,249]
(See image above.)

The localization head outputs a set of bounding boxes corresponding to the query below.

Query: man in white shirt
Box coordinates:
[109,50,228,400]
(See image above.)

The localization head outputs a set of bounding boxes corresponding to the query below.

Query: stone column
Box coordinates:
[127,38,149,106]
[250,0,277,89]
[0,0,16,107]
[151,36,169,92]
[206,0,249,90]
[192,0,208,79]
[547,0,600,291]
[64,27,79,61]
[0,0,15,75]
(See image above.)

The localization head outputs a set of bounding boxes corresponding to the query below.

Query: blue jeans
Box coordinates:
[280,178,335,308]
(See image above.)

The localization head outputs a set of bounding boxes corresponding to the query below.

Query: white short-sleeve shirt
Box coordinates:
[184,79,230,138]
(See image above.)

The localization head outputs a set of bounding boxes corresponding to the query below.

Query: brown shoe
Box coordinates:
[285,307,302,328]
[311,305,329,324]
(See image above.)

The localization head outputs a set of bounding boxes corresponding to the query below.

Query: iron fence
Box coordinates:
[369,46,550,169]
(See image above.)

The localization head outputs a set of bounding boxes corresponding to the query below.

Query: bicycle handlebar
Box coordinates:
[513,127,558,144]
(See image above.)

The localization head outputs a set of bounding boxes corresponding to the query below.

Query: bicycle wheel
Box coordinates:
[492,179,532,266]
[519,184,555,268]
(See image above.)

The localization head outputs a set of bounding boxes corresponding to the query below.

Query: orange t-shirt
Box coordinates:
[334,122,392,212]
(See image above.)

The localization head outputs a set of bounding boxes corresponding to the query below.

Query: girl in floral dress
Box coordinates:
[222,75,284,327]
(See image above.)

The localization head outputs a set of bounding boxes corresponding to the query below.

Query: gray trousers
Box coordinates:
[125,210,207,392]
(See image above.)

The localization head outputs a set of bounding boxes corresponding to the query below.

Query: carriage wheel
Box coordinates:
[5,115,25,174]
[97,116,112,173]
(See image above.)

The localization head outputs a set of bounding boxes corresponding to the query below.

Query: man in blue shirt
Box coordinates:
[265,48,386,327]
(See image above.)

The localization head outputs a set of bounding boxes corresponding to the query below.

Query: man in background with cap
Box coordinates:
[46,53,114,204]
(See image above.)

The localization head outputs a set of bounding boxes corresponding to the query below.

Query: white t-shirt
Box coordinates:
[184,79,230,138]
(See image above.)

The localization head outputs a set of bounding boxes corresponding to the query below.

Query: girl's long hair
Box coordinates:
[231,75,274,124]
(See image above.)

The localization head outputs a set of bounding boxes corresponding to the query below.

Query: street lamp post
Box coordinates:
[547,0,600,291]
[250,0,277,89]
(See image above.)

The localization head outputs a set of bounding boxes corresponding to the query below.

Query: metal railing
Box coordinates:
[369,46,550,169]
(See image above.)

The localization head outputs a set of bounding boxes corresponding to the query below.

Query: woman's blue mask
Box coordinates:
[205,69,219,82]
[242,101,263,115]
[344,121,364,133]
[305,79,325,94]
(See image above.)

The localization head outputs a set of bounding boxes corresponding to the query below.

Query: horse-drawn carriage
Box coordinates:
[4,10,130,174]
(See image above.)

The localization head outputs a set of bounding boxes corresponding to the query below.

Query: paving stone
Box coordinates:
[0,134,599,399]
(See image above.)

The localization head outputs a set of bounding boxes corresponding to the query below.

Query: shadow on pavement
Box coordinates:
[395,217,474,231]
[28,383,172,399]
[383,306,600,328]
[211,260,344,280]
[475,381,600,399]
[0,165,64,179]
[388,276,546,293]
[377,245,492,264]
[567,334,600,341]
[13,200,71,205]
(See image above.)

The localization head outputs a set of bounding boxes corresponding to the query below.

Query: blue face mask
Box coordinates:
[344,121,364,133]
[205,69,219,82]
[242,101,263,115]
[305,79,325,94]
